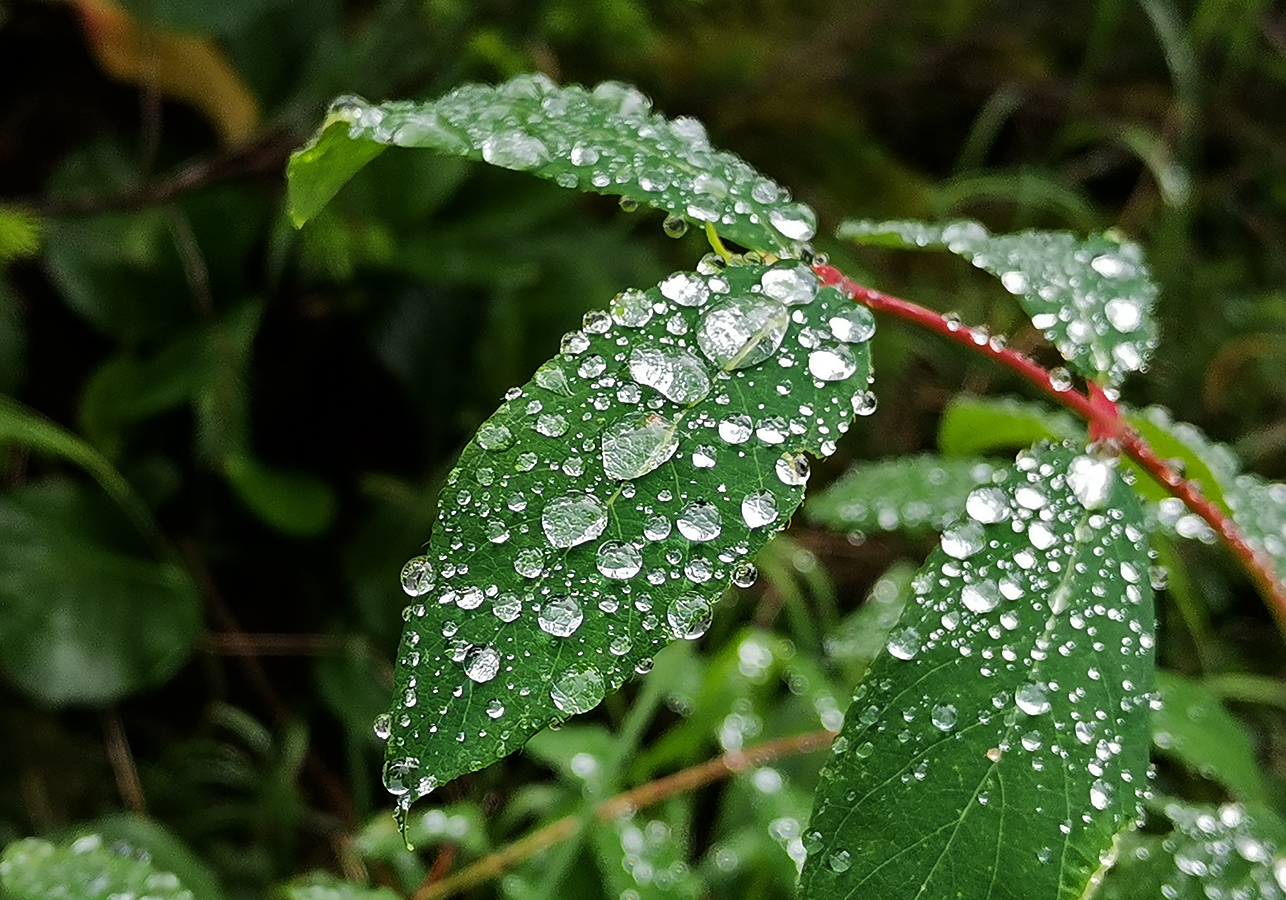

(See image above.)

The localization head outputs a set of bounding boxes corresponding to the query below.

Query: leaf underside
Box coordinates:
[839,219,1158,389]
[381,260,875,811]
[800,442,1155,900]
[288,74,817,255]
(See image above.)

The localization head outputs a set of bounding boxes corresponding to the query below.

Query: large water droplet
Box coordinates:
[538,595,584,637]
[696,295,789,369]
[775,452,810,486]
[383,756,420,796]
[629,345,711,404]
[597,541,643,579]
[760,263,818,305]
[659,272,710,307]
[931,704,957,731]
[477,423,514,451]
[966,486,1010,524]
[1089,779,1113,810]
[808,344,857,381]
[962,581,1001,613]
[1015,683,1052,715]
[768,203,817,241]
[493,592,522,622]
[542,492,609,548]
[1104,298,1143,332]
[481,131,550,170]
[612,288,654,327]
[601,413,679,480]
[463,644,501,683]
[741,491,779,528]
[643,515,671,541]
[667,593,712,639]
[886,626,921,660]
[551,666,605,714]
[718,414,753,444]
[941,521,985,559]
[828,306,877,343]
[400,556,434,596]
[677,501,721,541]
[732,561,758,588]
[373,713,391,740]
[1067,455,1114,510]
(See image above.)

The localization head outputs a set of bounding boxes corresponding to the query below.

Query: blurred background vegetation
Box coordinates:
[1,0,1285,897]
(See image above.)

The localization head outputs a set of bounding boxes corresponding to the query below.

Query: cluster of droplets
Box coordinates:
[1142,802,1286,899]
[328,74,818,252]
[0,835,196,900]
[806,445,1155,888]
[841,219,1158,387]
[810,458,999,535]
[377,259,876,805]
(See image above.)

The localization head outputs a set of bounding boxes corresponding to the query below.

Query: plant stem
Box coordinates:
[412,729,835,900]
[812,263,1286,633]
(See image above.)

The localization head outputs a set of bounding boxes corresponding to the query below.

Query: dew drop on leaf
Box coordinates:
[828,305,877,343]
[732,561,758,589]
[808,345,857,381]
[696,295,789,369]
[775,452,810,486]
[931,704,957,731]
[768,203,817,241]
[477,423,514,451]
[493,592,522,622]
[962,581,1001,614]
[659,272,710,307]
[941,521,985,559]
[629,345,712,404]
[1067,455,1114,510]
[667,593,712,640]
[886,626,921,660]
[760,263,819,306]
[677,501,721,542]
[550,666,605,714]
[542,492,609,548]
[718,414,753,444]
[538,595,584,637]
[966,486,1010,523]
[643,515,672,541]
[400,556,434,597]
[463,644,501,683]
[601,414,679,480]
[597,541,643,579]
[1015,682,1052,715]
[611,289,654,328]
[480,131,550,170]
[486,699,505,719]
[741,491,779,528]
[373,713,392,740]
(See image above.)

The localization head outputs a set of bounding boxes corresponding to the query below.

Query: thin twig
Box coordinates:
[203,633,347,656]
[413,730,836,900]
[102,710,147,816]
[813,264,1286,632]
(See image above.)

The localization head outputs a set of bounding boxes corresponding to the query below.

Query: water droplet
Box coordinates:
[383,755,420,796]
[601,413,679,480]
[941,521,985,559]
[808,344,857,381]
[1104,297,1143,332]
[481,131,549,170]
[826,850,852,874]
[1049,367,1073,391]
[775,452,810,486]
[662,214,689,238]
[886,626,921,659]
[1089,779,1113,810]
[463,644,501,682]
[514,547,545,578]
[667,593,712,639]
[493,592,522,622]
[560,332,590,356]
[643,515,672,541]
[629,345,711,404]
[659,272,710,307]
[1067,455,1114,510]
[1016,683,1051,715]
[486,699,505,719]
[768,203,817,241]
[760,263,818,305]
[677,501,721,541]
[619,196,639,212]
[551,666,605,714]
[852,391,878,416]
[718,414,753,444]
[931,704,957,731]
[962,581,1001,613]
[373,713,391,740]
[609,634,632,655]
[691,445,717,468]
[597,541,643,579]
[696,295,789,369]
[1000,270,1029,294]
[732,561,758,588]
[741,491,779,528]
[542,492,609,548]
[828,306,877,343]
[535,413,569,437]
[538,595,584,637]
[612,288,654,328]
[400,556,434,596]
[477,423,514,451]
[966,486,1010,523]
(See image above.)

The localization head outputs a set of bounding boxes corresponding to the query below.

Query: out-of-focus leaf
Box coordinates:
[590,805,705,900]
[115,0,282,36]
[380,259,873,819]
[938,395,1082,457]
[525,724,618,794]
[288,74,817,254]
[0,206,41,264]
[840,218,1159,388]
[75,0,259,144]
[276,871,400,900]
[1097,800,1286,900]
[0,478,201,705]
[1125,406,1235,512]
[800,444,1155,900]
[223,452,336,537]
[0,280,26,394]
[1153,671,1268,802]
[823,561,915,684]
[805,454,1001,535]
[0,834,195,900]
[80,814,227,900]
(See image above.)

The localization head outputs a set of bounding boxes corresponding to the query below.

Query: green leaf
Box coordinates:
[805,454,1002,535]
[381,259,873,817]
[1096,800,1286,900]
[0,834,196,900]
[1153,671,1268,802]
[1123,406,1236,513]
[0,205,41,265]
[289,75,817,254]
[0,478,202,705]
[590,805,705,900]
[79,814,227,900]
[277,871,400,900]
[938,395,1082,457]
[223,451,337,537]
[840,219,1159,388]
[799,443,1155,900]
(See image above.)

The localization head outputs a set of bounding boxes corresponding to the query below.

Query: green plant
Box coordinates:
[5,37,1286,899]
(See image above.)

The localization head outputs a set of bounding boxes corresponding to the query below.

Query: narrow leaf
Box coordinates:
[1153,671,1268,803]
[805,454,1001,535]
[938,395,1082,458]
[800,443,1155,900]
[288,75,817,254]
[380,260,873,819]
[0,834,195,900]
[840,219,1159,388]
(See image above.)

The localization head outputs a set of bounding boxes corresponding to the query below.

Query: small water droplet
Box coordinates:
[1067,455,1114,510]
[826,849,852,874]
[760,263,819,305]
[551,666,605,714]
[768,203,817,242]
[962,581,1001,613]
[662,214,689,238]
[612,288,654,328]
[886,627,921,659]
[828,306,877,343]
[931,704,957,731]
[677,501,722,541]
[852,391,878,416]
[538,595,584,638]
[667,593,712,639]
[941,521,985,559]
[732,561,758,588]
[481,131,549,170]
[373,713,391,740]
[1089,779,1113,810]
[718,414,753,444]
[514,548,545,578]
[643,514,672,541]
[493,592,522,622]
[486,699,505,719]
[477,423,514,451]
[400,556,434,596]
[659,272,710,307]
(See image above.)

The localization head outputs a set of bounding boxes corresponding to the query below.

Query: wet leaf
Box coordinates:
[1153,671,1268,803]
[800,443,1155,900]
[840,219,1159,388]
[278,871,401,900]
[938,395,1082,457]
[806,454,1002,536]
[0,834,196,900]
[590,805,705,900]
[288,74,816,254]
[380,260,873,819]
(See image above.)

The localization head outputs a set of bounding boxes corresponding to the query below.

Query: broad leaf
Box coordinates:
[938,395,1082,457]
[1124,405,1235,513]
[288,74,817,255]
[0,834,195,900]
[1097,800,1286,900]
[805,454,1001,536]
[800,443,1155,900]
[380,260,873,818]
[1153,671,1268,803]
[279,871,400,900]
[840,219,1158,388]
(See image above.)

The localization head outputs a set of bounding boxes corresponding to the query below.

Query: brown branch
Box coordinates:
[413,730,835,900]
[101,709,147,816]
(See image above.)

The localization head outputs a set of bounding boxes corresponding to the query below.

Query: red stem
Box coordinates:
[813,263,1286,632]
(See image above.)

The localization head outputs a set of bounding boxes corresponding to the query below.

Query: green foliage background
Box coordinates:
[1,0,1285,897]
